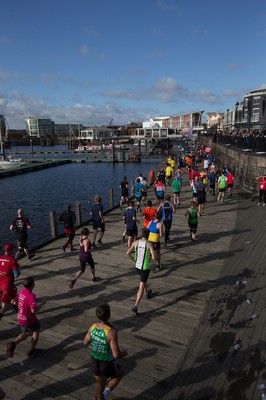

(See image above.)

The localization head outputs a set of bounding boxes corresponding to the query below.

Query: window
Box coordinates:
[253,96,260,105]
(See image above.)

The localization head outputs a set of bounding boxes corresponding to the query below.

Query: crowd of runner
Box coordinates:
[1,143,265,400]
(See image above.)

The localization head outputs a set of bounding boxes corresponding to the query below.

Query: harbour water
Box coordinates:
[0,146,162,249]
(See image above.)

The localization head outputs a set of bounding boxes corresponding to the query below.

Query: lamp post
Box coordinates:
[235,102,239,132]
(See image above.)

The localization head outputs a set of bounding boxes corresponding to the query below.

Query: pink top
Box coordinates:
[17,288,38,326]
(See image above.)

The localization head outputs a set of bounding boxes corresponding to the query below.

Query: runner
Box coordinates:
[0,244,21,320]
[141,176,148,206]
[217,171,227,203]
[196,177,207,216]
[6,276,46,358]
[157,195,176,247]
[58,203,76,253]
[208,170,216,197]
[90,196,105,248]
[10,209,34,261]
[127,228,156,314]
[142,200,157,229]
[154,180,165,206]
[123,201,139,248]
[147,212,163,271]
[226,169,235,198]
[132,178,143,211]
[119,176,129,210]
[256,174,266,206]
[84,303,127,400]
[165,163,173,186]
[185,201,200,241]
[69,227,99,289]
[172,175,182,206]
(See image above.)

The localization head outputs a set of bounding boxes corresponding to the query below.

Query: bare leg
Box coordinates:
[95,375,106,399]
[135,282,146,306]
[92,229,98,244]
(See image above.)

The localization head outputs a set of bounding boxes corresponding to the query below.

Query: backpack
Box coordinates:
[162,202,171,221]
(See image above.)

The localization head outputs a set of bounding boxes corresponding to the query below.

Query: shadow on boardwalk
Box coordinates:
[1,180,265,400]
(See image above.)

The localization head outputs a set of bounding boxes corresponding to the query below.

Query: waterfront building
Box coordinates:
[25,116,55,137]
[133,111,204,141]
[0,114,6,137]
[206,112,224,132]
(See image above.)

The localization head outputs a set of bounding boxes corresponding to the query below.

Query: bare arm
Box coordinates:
[84,328,91,345]
[31,299,46,315]
[108,329,127,359]
[147,242,156,260]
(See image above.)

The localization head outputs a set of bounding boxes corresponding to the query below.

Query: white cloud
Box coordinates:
[157,0,180,13]
[196,89,222,104]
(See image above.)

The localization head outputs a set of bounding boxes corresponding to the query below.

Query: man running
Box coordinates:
[217,171,227,203]
[119,176,129,210]
[142,200,157,229]
[7,276,46,359]
[227,169,235,198]
[157,195,176,247]
[172,175,182,206]
[58,203,76,253]
[132,178,143,211]
[0,244,21,320]
[127,228,156,314]
[10,209,34,261]
[84,303,127,400]
[147,212,163,271]
[90,196,105,248]
[123,201,139,248]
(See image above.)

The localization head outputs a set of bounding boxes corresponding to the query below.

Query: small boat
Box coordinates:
[0,130,23,169]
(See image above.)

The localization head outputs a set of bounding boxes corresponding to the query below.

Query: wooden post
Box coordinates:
[109,188,114,209]
[75,201,81,226]
[49,210,58,239]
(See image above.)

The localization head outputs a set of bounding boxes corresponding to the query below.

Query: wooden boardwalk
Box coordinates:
[0,176,265,400]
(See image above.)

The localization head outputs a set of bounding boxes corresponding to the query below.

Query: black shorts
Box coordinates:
[189,223,198,229]
[91,357,119,378]
[121,190,128,197]
[150,241,160,251]
[192,192,197,198]
[92,221,105,232]
[219,188,226,192]
[135,268,150,283]
[210,184,215,189]
[142,191,147,197]
[227,184,233,188]
[197,196,206,205]
[17,236,28,249]
[80,257,95,272]
[126,227,138,237]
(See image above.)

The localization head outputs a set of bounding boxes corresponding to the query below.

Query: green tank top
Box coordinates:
[135,239,150,270]
[90,324,113,361]
[188,207,198,225]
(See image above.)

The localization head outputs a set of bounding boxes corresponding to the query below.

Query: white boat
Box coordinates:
[0,130,23,169]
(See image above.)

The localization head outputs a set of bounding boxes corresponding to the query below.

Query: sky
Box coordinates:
[0,0,266,129]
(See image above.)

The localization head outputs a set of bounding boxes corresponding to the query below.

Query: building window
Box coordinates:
[253,96,260,105]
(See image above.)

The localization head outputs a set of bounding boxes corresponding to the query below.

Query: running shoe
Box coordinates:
[69,280,76,289]
[92,243,98,249]
[28,348,42,358]
[92,277,100,282]
[28,253,35,261]
[155,266,161,272]
[146,289,152,299]
[132,305,138,314]
[97,240,103,247]
[7,342,16,358]
[60,246,65,254]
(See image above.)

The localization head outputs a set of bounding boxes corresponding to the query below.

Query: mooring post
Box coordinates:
[109,189,114,209]
[75,201,81,226]
[49,210,58,239]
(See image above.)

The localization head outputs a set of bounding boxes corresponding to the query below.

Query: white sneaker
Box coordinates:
[263,203,266,207]
[258,203,261,206]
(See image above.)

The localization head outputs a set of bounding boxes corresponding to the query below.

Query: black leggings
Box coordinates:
[259,189,266,203]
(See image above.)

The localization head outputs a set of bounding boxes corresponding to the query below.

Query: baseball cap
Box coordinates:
[4,244,15,252]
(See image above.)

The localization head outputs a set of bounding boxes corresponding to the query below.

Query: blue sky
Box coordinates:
[0,0,266,129]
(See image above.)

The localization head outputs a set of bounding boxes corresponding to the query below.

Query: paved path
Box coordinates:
[0,175,265,400]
